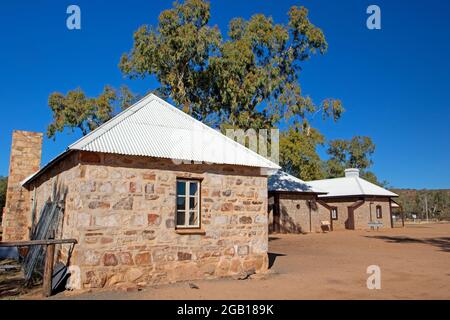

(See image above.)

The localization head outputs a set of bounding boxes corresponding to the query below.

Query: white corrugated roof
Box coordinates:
[307,176,398,198]
[390,200,400,208]
[21,94,279,188]
[69,94,279,169]
[268,170,326,194]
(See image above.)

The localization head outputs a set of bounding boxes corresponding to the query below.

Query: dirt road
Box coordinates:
[51,223,450,300]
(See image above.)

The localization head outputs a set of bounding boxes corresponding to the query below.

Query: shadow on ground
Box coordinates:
[0,263,26,299]
[0,260,41,299]
[366,235,450,253]
[268,252,286,269]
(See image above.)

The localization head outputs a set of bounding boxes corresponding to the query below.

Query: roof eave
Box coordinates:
[318,193,398,199]
[269,190,327,195]
[21,149,74,187]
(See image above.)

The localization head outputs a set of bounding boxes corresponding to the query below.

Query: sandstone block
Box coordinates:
[214,216,228,225]
[83,250,101,266]
[84,270,107,288]
[255,215,267,224]
[221,203,233,211]
[125,268,145,282]
[95,214,119,227]
[165,218,175,228]
[237,245,249,256]
[135,252,151,265]
[142,230,156,240]
[80,181,96,193]
[88,201,110,210]
[148,213,161,226]
[113,197,133,210]
[98,182,113,193]
[143,172,156,180]
[145,183,155,194]
[239,216,252,224]
[119,252,134,265]
[103,253,118,266]
[177,252,192,261]
[77,212,91,228]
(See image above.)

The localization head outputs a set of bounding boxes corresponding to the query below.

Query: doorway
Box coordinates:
[272,194,281,233]
[346,208,355,230]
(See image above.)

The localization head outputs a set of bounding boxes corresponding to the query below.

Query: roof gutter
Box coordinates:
[269,190,328,195]
[318,194,398,199]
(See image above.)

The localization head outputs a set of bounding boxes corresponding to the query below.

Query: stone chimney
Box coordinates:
[344,168,360,178]
[2,130,43,241]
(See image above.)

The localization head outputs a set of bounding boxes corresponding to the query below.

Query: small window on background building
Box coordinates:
[176,179,200,228]
[331,207,338,220]
[376,205,382,219]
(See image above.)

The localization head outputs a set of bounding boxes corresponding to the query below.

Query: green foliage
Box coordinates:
[120,0,343,129]
[46,0,387,184]
[118,0,350,180]
[393,189,450,221]
[119,0,221,121]
[279,123,325,181]
[0,176,7,223]
[47,85,137,139]
[324,136,384,184]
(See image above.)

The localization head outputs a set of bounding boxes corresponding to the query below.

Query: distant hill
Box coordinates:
[391,188,450,220]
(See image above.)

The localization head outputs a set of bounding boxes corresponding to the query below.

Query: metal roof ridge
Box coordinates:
[69,93,156,150]
[149,94,280,169]
[354,176,365,194]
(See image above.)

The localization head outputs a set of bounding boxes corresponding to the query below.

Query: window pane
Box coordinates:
[177,197,185,211]
[189,197,198,210]
[189,211,198,226]
[177,181,186,196]
[376,207,382,218]
[177,211,185,226]
[189,182,198,196]
[332,209,337,219]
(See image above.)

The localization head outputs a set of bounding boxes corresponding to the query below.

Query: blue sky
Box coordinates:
[0,0,449,189]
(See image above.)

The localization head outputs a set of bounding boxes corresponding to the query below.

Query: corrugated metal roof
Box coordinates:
[22,94,279,186]
[268,170,326,194]
[307,176,398,198]
[69,94,279,169]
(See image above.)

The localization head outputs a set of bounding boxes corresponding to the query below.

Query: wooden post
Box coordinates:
[43,243,55,297]
[401,209,405,227]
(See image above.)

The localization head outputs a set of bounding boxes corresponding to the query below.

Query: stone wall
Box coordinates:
[317,197,392,230]
[29,151,269,288]
[2,130,43,241]
[353,198,391,229]
[268,193,330,233]
[29,151,82,242]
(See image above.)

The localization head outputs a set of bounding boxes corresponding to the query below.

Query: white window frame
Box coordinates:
[331,207,338,220]
[176,179,201,229]
[376,205,382,219]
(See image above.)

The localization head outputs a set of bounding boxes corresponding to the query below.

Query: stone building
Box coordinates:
[307,169,399,230]
[267,169,399,233]
[268,170,329,233]
[2,130,43,241]
[3,94,279,288]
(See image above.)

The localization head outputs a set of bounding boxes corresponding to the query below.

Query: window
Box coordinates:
[331,207,338,220]
[176,179,200,228]
[376,205,382,219]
